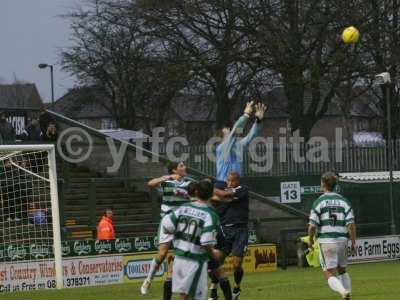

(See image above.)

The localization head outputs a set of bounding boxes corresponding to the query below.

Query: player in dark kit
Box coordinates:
[208,172,250,300]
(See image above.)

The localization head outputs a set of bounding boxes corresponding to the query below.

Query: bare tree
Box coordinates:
[61,0,189,132]
[237,0,367,140]
[139,0,268,128]
[354,0,400,139]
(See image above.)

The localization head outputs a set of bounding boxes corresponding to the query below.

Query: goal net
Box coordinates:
[0,144,62,291]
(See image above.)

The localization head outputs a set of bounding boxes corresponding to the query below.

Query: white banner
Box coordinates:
[348,235,400,264]
[0,256,124,293]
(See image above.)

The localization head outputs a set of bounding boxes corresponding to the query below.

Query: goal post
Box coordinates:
[0,144,63,289]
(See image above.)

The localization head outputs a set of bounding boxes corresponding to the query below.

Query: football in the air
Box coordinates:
[342,26,360,44]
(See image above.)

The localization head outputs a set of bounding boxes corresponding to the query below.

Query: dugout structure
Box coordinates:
[339,172,400,236]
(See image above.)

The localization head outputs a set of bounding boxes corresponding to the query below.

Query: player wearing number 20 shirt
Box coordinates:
[162,180,220,300]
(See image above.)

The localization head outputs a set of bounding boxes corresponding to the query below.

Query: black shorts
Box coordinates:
[218,224,248,257]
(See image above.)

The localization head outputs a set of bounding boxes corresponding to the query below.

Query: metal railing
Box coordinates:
[159,141,400,177]
[7,137,400,178]
[47,111,309,225]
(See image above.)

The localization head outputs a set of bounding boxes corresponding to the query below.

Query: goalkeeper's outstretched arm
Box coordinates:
[239,103,267,147]
[219,101,254,156]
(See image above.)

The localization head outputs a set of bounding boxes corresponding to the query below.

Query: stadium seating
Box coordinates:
[58,161,156,240]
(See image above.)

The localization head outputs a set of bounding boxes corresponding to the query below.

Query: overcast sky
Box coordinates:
[0,0,77,102]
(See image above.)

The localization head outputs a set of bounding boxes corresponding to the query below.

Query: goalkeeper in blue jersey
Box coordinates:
[216,101,266,182]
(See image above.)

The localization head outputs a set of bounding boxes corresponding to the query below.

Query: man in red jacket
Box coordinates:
[97,208,116,240]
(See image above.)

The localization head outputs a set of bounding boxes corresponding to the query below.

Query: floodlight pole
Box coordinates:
[376,72,396,235]
[38,63,55,110]
[386,84,396,235]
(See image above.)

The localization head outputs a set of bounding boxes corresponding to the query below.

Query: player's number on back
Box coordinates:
[328,207,338,227]
[178,216,199,242]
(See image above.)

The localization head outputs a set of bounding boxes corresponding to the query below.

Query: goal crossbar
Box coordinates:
[0,144,55,151]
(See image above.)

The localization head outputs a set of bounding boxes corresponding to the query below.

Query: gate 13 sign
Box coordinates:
[280,181,301,203]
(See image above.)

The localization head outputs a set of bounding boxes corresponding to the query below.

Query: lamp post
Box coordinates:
[38,63,54,110]
[375,72,396,234]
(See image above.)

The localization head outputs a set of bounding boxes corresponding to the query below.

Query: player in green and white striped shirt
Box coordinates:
[162,179,223,300]
[141,161,195,298]
[308,172,357,300]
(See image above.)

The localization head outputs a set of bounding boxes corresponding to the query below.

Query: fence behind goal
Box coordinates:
[0,144,62,290]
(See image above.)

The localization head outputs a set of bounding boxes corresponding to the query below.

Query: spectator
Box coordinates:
[28,202,48,225]
[39,108,55,137]
[16,129,29,141]
[97,208,115,240]
[26,119,42,141]
[42,122,58,142]
[0,112,15,144]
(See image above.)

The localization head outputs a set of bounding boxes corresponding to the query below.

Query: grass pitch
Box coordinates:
[1,261,399,300]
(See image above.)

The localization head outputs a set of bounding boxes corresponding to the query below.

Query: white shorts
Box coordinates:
[172,256,208,300]
[157,205,180,245]
[157,214,174,245]
[319,242,348,271]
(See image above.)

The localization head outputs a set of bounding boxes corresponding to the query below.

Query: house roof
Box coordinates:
[263,87,343,119]
[56,88,216,122]
[0,84,43,110]
[264,87,290,118]
[264,86,382,119]
[348,96,383,117]
[53,87,112,119]
[339,171,400,183]
[171,94,215,122]
[55,85,381,124]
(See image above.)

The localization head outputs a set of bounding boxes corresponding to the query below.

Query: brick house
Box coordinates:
[0,84,44,135]
[165,94,215,144]
[54,88,215,143]
[52,87,117,130]
[54,85,383,145]
[262,87,384,143]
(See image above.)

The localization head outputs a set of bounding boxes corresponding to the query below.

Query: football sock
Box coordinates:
[339,272,352,291]
[210,287,218,299]
[146,258,162,282]
[209,270,220,285]
[234,267,244,286]
[327,276,347,295]
[163,278,172,300]
[220,277,232,300]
